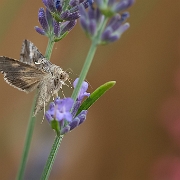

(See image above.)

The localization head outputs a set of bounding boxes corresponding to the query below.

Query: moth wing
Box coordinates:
[0,56,47,92]
[20,39,52,72]
[20,39,44,65]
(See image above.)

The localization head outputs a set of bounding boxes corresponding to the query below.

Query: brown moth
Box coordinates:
[0,39,69,116]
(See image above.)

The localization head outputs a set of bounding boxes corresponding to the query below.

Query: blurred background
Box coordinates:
[0,0,180,179]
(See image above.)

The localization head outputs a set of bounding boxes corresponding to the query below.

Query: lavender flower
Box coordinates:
[79,0,134,44]
[101,13,130,44]
[79,4,102,38]
[35,7,77,42]
[73,78,90,101]
[71,78,90,117]
[42,0,93,22]
[35,8,49,35]
[94,0,135,17]
[45,78,90,135]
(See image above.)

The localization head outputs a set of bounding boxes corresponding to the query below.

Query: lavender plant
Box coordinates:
[16,0,135,179]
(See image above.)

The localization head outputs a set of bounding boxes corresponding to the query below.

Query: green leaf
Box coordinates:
[51,120,60,136]
[76,81,116,116]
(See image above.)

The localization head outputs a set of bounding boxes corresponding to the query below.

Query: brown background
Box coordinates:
[0,0,180,179]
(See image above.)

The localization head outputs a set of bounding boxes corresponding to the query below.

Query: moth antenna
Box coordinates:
[68,78,73,84]
[66,68,73,74]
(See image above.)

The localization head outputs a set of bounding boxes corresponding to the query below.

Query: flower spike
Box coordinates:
[45,78,90,135]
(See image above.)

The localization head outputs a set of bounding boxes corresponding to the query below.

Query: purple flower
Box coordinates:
[42,0,56,12]
[37,8,49,33]
[101,13,130,43]
[35,7,77,41]
[94,0,135,16]
[35,8,52,36]
[73,78,90,101]
[79,0,134,43]
[53,20,60,37]
[112,0,135,13]
[60,20,77,36]
[55,0,62,12]
[34,26,46,35]
[60,110,87,134]
[45,79,90,135]
[79,4,102,37]
[45,97,73,122]
[69,110,87,130]
[42,0,93,22]
[35,1,94,40]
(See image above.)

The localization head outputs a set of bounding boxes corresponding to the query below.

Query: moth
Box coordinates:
[0,39,69,116]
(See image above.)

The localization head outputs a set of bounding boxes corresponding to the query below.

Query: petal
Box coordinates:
[60,10,70,20]
[78,3,88,19]
[69,119,80,130]
[71,101,81,117]
[63,98,74,111]
[73,78,90,100]
[46,8,53,27]
[66,12,80,21]
[60,125,70,135]
[69,0,78,7]
[55,0,62,12]
[34,26,46,35]
[117,22,130,35]
[49,102,55,110]
[64,112,73,122]
[45,111,53,122]
[53,20,61,37]
[55,111,64,121]
[46,0,56,12]
[80,16,89,32]
[113,0,135,13]
[60,20,77,35]
[73,78,79,88]
[38,8,49,32]
[88,20,96,36]
[77,110,88,124]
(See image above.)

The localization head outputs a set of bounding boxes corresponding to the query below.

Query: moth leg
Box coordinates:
[51,91,55,100]
[40,101,46,124]
[67,78,73,89]
[60,89,65,98]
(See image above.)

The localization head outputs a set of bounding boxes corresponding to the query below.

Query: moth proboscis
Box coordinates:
[0,39,69,116]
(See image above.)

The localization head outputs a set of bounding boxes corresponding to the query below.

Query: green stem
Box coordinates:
[71,41,97,101]
[16,95,37,180]
[16,39,54,180]
[41,135,64,180]
[45,39,55,59]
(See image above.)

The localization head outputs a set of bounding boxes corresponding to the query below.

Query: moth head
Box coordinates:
[59,71,69,84]
[54,67,69,85]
